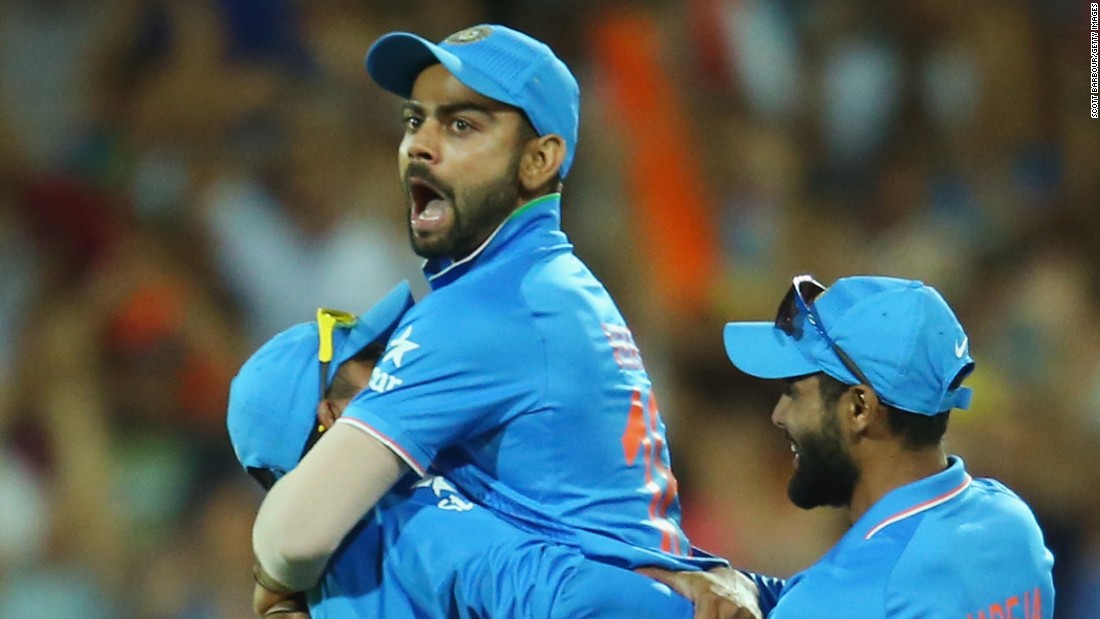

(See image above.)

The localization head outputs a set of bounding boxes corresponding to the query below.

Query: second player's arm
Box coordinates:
[251,424,409,591]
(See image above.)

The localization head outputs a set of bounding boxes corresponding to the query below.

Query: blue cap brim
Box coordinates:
[723,322,820,379]
[365,32,518,111]
[366,32,444,98]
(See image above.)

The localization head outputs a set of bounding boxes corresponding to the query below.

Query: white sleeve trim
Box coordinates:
[337,417,428,477]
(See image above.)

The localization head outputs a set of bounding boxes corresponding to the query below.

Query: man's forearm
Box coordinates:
[251,423,409,590]
[252,470,336,591]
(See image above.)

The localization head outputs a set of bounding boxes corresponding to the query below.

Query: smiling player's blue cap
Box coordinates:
[227,282,414,477]
[723,276,975,416]
[365,24,580,177]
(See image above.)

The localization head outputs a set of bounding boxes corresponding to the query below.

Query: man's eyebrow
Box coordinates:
[402,100,509,118]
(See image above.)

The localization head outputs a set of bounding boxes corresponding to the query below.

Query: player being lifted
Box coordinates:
[247,23,759,619]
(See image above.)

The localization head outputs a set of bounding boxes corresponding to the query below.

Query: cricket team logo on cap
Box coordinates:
[445,25,492,44]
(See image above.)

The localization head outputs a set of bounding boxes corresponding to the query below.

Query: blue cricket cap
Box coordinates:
[365,24,581,177]
[723,276,975,416]
[226,282,415,476]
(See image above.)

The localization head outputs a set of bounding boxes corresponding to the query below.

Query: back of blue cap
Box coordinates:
[817,277,975,414]
[226,282,415,477]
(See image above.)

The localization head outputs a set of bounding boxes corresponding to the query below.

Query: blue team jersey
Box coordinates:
[306,475,693,619]
[339,193,721,572]
[764,457,1054,618]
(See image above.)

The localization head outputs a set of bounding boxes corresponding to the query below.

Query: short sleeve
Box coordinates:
[338,299,544,475]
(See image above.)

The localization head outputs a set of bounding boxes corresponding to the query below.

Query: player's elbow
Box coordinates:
[253,531,335,591]
[252,501,338,591]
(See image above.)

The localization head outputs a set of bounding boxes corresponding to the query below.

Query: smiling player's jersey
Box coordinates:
[764,458,1055,618]
[339,194,722,571]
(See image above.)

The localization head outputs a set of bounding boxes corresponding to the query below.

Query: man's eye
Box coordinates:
[782,381,796,397]
[403,116,422,130]
[452,119,471,132]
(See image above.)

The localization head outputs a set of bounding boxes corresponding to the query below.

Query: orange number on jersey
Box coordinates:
[620,387,683,554]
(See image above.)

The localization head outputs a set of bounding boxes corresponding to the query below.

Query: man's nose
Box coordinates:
[403,122,439,163]
[771,396,790,428]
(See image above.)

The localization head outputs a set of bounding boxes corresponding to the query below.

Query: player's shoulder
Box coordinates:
[422,249,601,317]
[521,248,595,290]
[968,476,1025,502]
[885,479,1051,590]
[960,477,1044,532]
[896,480,1042,556]
[519,251,623,316]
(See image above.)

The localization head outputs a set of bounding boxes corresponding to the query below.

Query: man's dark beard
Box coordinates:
[405,153,522,260]
[787,407,860,509]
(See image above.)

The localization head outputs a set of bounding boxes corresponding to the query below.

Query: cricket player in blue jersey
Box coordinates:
[716,275,1055,618]
[248,22,760,619]
[230,283,714,618]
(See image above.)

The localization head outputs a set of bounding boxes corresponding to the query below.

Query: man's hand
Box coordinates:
[637,566,763,619]
[253,588,309,617]
[252,563,307,617]
[253,583,308,617]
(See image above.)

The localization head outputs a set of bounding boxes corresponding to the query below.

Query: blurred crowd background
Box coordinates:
[0,0,1097,617]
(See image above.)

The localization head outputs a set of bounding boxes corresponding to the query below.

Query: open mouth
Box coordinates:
[408,178,450,222]
[785,433,800,462]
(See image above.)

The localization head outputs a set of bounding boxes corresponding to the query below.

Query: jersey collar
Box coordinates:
[852,455,972,541]
[422,193,563,289]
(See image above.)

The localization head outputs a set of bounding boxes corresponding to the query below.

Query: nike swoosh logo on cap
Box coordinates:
[955,336,968,358]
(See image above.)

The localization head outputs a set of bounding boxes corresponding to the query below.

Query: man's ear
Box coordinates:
[519,134,565,195]
[846,385,882,436]
[316,400,338,431]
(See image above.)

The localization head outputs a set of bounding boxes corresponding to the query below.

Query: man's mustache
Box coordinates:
[404,164,455,202]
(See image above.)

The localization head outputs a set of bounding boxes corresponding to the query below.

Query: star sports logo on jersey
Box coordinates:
[369,325,419,393]
[414,476,475,512]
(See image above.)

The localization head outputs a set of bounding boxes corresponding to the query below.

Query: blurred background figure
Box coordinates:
[0,1,1095,617]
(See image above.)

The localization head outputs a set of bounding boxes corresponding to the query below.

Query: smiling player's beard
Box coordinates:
[404,152,523,260]
[787,407,861,510]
